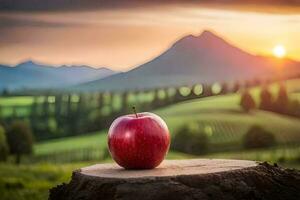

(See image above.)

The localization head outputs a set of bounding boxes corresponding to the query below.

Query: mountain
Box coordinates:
[77,30,300,91]
[0,61,116,90]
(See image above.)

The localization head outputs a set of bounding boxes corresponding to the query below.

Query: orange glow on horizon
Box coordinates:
[0,5,299,70]
[273,45,286,58]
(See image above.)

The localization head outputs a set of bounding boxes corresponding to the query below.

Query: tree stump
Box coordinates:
[49,159,300,200]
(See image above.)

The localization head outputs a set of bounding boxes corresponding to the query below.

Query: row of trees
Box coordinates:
[1,79,296,143]
[240,84,300,117]
[0,121,33,164]
[0,83,234,141]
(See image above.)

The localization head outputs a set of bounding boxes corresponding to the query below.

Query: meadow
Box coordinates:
[1,145,299,200]
[1,78,299,117]
[30,93,300,163]
[25,79,300,163]
[1,79,299,161]
[0,78,300,200]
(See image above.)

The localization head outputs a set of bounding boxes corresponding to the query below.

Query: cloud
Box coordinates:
[0,0,299,12]
[0,14,84,29]
[0,16,82,28]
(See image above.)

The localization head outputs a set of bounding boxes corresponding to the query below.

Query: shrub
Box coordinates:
[259,87,273,111]
[274,84,289,114]
[232,82,240,92]
[0,125,9,161]
[243,125,276,149]
[6,121,34,164]
[288,100,300,118]
[240,90,256,112]
[171,124,208,155]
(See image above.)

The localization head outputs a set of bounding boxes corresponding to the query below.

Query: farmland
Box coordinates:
[0,78,297,163]
[156,94,300,146]
[0,78,299,118]
[30,96,300,157]
[0,78,300,200]
[21,81,299,163]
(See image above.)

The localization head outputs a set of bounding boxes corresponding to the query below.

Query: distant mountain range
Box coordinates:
[0,61,116,90]
[1,30,300,92]
[77,30,300,91]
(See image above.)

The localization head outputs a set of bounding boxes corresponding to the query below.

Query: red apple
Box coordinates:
[108,110,170,169]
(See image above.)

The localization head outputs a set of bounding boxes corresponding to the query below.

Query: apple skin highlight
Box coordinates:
[108,112,170,169]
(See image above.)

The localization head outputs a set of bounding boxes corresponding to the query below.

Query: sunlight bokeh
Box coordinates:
[273,45,286,58]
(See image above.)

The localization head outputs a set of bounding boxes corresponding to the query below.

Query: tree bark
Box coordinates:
[49,159,300,200]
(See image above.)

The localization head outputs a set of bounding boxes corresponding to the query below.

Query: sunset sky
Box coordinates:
[0,1,300,70]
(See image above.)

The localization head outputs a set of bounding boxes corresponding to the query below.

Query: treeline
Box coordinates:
[0,75,298,141]
[0,82,236,141]
[240,83,300,117]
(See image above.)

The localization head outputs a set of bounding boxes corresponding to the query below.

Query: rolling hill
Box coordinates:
[0,60,116,90]
[34,82,300,156]
[77,30,300,91]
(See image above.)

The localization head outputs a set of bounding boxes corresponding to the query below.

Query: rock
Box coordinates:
[49,159,300,200]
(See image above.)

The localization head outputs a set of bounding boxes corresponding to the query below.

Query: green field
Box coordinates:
[0,162,92,200]
[156,94,300,146]
[1,145,300,200]
[1,78,300,118]
[32,128,300,165]
[1,78,300,200]
[34,132,107,156]
[0,96,35,106]
[25,79,300,161]
[26,89,300,162]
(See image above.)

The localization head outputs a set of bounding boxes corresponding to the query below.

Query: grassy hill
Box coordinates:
[1,79,300,200]
[34,93,300,153]
[156,93,300,146]
[0,78,299,118]
[32,82,300,160]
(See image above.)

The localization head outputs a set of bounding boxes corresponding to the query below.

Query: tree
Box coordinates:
[243,125,275,149]
[152,89,162,108]
[0,125,9,161]
[172,124,208,155]
[288,100,300,118]
[6,121,34,164]
[121,92,129,113]
[202,84,213,97]
[98,93,104,109]
[220,82,228,94]
[232,82,240,93]
[30,96,39,138]
[43,95,50,118]
[240,90,256,112]
[274,84,289,114]
[2,88,9,96]
[173,87,183,102]
[259,87,273,111]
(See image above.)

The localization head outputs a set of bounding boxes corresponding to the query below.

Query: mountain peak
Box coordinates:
[171,30,228,51]
[16,60,39,68]
[198,30,221,40]
[19,60,35,66]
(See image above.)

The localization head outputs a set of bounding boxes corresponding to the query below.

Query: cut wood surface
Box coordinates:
[49,159,300,200]
[79,159,257,178]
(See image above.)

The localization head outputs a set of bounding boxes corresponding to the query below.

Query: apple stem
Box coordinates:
[132,106,138,118]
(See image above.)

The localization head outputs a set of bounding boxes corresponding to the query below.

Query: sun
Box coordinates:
[273,45,286,58]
